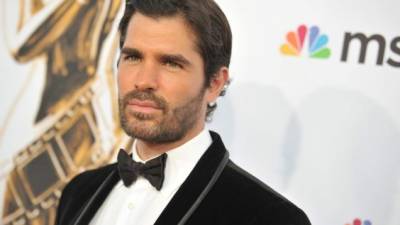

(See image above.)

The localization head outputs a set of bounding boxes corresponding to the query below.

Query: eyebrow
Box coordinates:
[121,47,142,57]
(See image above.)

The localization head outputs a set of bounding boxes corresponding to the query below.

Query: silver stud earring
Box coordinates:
[208,101,216,108]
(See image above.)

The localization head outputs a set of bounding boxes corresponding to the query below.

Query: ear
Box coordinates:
[205,66,229,103]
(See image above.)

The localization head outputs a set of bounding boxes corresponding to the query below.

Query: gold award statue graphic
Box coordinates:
[0,0,129,224]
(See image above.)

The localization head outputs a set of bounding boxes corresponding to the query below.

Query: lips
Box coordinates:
[121,90,167,115]
[127,99,162,113]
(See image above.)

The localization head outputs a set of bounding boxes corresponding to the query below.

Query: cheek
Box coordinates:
[163,77,205,107]
[117,70,134,96]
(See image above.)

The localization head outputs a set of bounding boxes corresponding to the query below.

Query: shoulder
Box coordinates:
[62,163,116,197]
[221,161,289,204]
[55,163,117,225]
[212,161,311,225]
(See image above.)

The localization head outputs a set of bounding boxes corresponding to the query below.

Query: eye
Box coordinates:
[163,59,183,69]
[122,54,141,64]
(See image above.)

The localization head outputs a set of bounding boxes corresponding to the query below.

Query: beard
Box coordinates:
[119,88,206,144]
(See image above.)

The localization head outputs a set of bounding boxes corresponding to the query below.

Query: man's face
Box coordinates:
[118,13,210,144]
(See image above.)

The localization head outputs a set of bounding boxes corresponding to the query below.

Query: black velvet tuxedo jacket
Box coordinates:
[56,131,311,225]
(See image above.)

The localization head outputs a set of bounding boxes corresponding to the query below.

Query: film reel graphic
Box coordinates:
[1,0,127,224]
[2,84,128,225]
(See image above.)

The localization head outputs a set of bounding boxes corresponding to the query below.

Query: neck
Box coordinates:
[136,124,205,161]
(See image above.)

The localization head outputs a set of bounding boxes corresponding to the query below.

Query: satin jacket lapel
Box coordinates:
[70,164,120,225]
[154,131,228,225]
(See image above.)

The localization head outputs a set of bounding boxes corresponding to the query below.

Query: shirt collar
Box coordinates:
[131,129,212,192]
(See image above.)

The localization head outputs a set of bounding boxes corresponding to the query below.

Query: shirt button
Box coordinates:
[128,202,134,210]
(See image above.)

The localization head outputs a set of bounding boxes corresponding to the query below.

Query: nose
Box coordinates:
[134,61,159,91]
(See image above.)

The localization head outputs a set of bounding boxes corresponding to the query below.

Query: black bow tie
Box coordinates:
[117,149,167,190]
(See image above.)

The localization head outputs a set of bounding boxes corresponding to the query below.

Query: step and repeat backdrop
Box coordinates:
[1,0,399,225]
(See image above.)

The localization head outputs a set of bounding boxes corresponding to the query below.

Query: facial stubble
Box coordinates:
[119,88,206,144]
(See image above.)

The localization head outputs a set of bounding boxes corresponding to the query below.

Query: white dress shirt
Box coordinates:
[90,129,212,225]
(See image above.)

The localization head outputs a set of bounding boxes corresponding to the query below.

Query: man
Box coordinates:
[56,0,312,224]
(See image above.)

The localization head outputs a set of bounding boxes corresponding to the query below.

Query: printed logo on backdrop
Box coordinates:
[280,24,400,68]
[345,218,372,225]
[280,25,331,59]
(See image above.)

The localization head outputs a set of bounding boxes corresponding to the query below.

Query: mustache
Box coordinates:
[121,90,168,111]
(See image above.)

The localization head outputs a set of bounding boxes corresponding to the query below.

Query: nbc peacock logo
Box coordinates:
[280,25,331,59]
[345,218,372,225]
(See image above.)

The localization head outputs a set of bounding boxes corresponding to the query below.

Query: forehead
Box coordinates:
[124,12,200,54]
